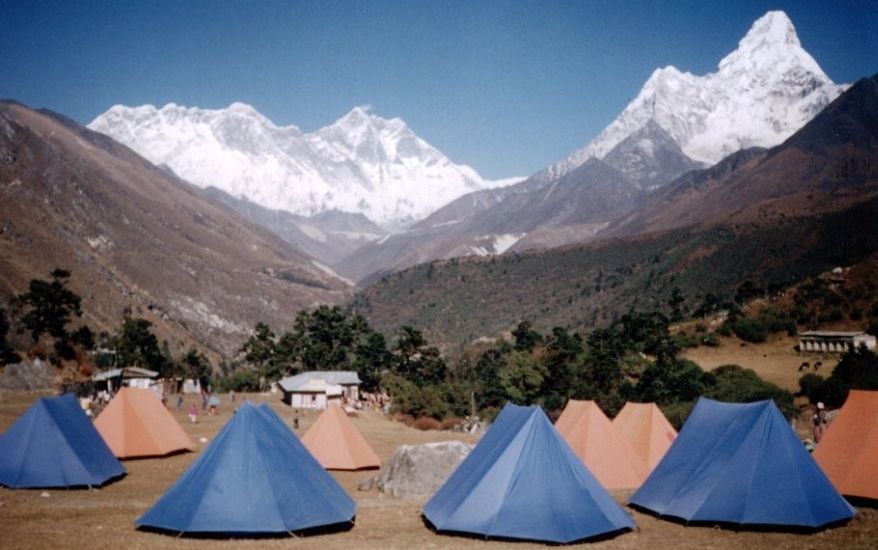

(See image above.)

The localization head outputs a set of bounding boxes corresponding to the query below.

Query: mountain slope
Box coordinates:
[610,74,878,237]
[602,120,705,190]
[88,104,514,228]
[352,74,878,348]
[0,101,349,357]
[353,205,878,348]
[201,186,380,269]
[336,157,643,281]
[337,10,844,281]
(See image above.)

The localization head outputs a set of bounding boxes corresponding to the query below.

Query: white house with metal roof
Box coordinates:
[277,371,362,409]
[93,366,159,392]
[798,331,876,353]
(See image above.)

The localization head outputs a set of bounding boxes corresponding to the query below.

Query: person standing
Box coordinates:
[189,403,199,424]
[813,402,827,443]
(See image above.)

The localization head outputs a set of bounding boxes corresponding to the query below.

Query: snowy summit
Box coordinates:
[89,104,516,228]
[547,11,847,178]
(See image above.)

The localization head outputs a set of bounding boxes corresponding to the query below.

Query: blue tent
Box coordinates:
[0,394,126,488]
[137,402,356,535]
[423,403,634,543]
[630,398,854,528]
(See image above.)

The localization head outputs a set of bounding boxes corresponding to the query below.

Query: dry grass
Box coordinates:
[1,391,876,549]
[681,333,838,392]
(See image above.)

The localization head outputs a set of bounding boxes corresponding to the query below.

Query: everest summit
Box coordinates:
[89,103,517,228]
[546,10,847,180]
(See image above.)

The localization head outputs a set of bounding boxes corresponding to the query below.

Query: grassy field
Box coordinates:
[1,391,876,549]
[681,333,839,392]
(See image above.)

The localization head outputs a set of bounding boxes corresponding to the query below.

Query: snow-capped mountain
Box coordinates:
[335,10,852,282]
[601,120,705,190]
[88,103,516,228]
[546,10,847,179]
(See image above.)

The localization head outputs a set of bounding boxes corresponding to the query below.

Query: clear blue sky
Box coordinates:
[1,0,875,179]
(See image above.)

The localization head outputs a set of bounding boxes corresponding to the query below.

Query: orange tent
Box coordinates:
[813,390,878,500]
[94,387,193,459]
[555,399,648,490]
[301,405,381,470]
[612,402,677,473]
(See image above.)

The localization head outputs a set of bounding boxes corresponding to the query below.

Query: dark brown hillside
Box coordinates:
[353,197,878,349]
[783,74,878,154]
[0,101,349,357]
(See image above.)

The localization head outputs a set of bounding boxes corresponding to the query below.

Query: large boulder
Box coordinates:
[372,440,473,500]
[0,358,55,391]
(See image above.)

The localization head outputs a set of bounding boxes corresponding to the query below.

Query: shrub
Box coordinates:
[795,348,878,409]
[412,417,441,431]
[732,318,768,343]
[393,414,415,427]
[706,364,796,418]
[716,323,733,337]
[661,400,696,431]
[636,359,710,406]
[725,308,797,343]
[440,417,463,431]
[673,333,700,349]
[831,346,878,390]
[798,373,825,400]
[479,406,501,423]
[382,373,450,419]
[818,308,844,323]
[215,370,261,392]
[811,377,850,409]
[701,332,720,347]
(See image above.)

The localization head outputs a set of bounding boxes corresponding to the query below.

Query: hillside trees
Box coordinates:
[239,321,280,381]
[512,320,543,352]
[18,269,82,342]
[392,325,448,385]
[352,331,393,391]
[114,316,170,375]
[292,306,357,370]
[0,307,19,364]
[471,347,508,410]
[13,269,96,361]
[706,364,795,417]
[799,346,878,408]
[722,307,797,343]
[457,312,794,426]
[498,351,546,404]
[181,347,211,387]
[382,325,472,419]
[235,306,395,391]
[541,327,584,410]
